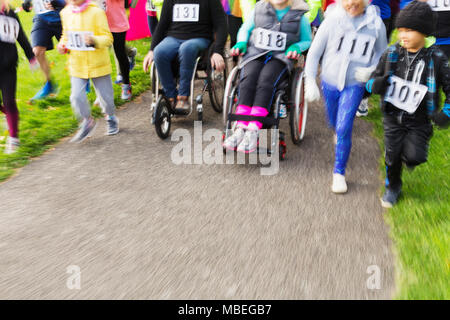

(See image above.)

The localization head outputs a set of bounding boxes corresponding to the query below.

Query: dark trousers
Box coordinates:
[0,68,19,138]
[383,112,433,190]
[112,32,130,85]
[238,56,288,111]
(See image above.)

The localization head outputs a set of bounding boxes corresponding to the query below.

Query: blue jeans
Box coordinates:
[153,36,211,98]
[321,81,365,175]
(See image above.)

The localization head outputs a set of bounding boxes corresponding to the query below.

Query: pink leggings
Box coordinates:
[0,69,19,138]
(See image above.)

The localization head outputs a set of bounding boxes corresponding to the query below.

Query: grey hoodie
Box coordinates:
[305,4,387,90]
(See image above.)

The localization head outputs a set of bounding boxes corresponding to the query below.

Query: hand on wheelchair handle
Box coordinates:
[143,51,154,73]
[210,53,225,72]
[305,77,321,103]
[230,42,247,57]
[285,44,301,60]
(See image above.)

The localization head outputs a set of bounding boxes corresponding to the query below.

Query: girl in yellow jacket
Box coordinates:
[58,0,119,142]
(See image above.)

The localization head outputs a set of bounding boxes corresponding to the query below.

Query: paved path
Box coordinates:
[0,87,394,299]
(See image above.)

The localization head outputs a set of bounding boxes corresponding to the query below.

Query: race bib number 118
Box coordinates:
[173,4,199,22]
[254,28,287,51]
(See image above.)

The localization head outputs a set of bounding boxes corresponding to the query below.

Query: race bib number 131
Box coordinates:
[0,15,19,44]
[384,75,428,114]
[67,31,95,51]
[173,4,199,22]
[254,28,287,51]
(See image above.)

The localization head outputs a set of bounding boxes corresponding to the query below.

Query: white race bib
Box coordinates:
[384,75,428,114]
[172,4,199,22]
[254,28,287,51]
[427,0,450,11]
[0,15,19,44]
[97,0,107,11]
[67,31,95,51]
[335,32,376,64]
[146,0,157,12]
[33,0,51,15]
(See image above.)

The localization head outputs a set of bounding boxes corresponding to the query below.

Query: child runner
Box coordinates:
[142,0,227,111]
[0,0,37,154]
[22,0,66,101]
[58,0,119,142]
[305,0,387,194]
[366,1,450,207]
[222,0,312,153]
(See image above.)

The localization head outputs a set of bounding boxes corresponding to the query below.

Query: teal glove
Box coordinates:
[285,43,302,58]
[231,42,248,55]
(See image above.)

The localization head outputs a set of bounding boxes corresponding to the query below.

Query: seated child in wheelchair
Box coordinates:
[143,0,227,111]
[223,0,312,153]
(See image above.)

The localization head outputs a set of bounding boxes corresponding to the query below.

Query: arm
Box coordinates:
[150,0,172,51]
[240,0,256,22]
[211,0,228,55]
[365,49,390,95]
[433,52,450,128]
[236,8,255,44]
[91,10,113,49]
[14,11,35,61]
[304,17,329,80]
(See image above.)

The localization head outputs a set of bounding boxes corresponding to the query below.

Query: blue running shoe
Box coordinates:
[31,81,56,101]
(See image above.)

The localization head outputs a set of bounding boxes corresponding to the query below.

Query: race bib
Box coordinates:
[384,75,428,114]
[427,0,450,11]
[254,28,287,51]
[0,15,19,44]
[146,0,157,12]
[335,32,376,64]
[33,0,51,15]
[97,0,107,11]
[67,31,95,51]
[172,4,199,22]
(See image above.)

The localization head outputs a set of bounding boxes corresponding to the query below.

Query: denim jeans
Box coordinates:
[153,36,211,98]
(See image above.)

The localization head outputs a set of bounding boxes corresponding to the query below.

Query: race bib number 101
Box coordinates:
[33,0,51,14]
[254,28,287,51]
[67,31,95,51]
[0,15,19,44]
[335,32,375,64]
[384,75,428,114]
[173,4,199,22]
[427,0,450,11]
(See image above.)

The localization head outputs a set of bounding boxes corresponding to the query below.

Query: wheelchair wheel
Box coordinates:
[290,70,308,145]
[208,64,228,113]
[154,96,172,140]
[223,66,240,126]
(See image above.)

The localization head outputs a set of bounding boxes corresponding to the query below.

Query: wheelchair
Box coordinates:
[222,57,308,161]
[150,46,228,139]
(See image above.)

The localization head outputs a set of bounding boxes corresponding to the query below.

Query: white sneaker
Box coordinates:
[356,98,369,117]
[223,127,246,151]
[5,136,19,154]
[121,84,132,101]
[237,129,259,154]
[332,173,347,194]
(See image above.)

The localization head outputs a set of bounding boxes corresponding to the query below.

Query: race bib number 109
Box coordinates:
[384,75,428,114]
[335,32,375,64]
[173,4,199,22]
[67,31,95,51]
[0,15,19,44]
[254,28,287,51]
[427,0,450,11]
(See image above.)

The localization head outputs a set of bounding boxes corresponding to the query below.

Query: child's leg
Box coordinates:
[153,36,182,99]
[333,85,365,175]
[112,32,130,85]
[177,38,211,97]
[249,58,288,129]
[236,58,265,128]
[0,69,19,138]
[91,75,116,117]
[383,114,407,190]
[401,119,433,169]
[320,81,340,130]
[70,77,91,120]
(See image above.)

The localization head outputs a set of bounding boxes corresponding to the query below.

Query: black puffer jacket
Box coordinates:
[0,7,34,72]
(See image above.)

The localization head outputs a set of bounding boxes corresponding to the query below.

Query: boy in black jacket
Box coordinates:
[0,2,36,154]
[366,1,450,208]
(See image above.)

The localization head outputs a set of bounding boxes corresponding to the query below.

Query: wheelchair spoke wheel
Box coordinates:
[154,97,171,140]
[290,71,308,145]
[208,64,227,113]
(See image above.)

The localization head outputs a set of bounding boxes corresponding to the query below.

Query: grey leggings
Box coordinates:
[70,75,115,120]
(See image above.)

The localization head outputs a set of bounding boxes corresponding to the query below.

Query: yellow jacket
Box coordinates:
[60,2,113,79]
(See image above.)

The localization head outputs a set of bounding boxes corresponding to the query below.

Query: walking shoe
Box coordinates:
[129,47,137,71]
[356,98,369,117]
[31,81,56,101]
[223,127,246,151]
[332,173,347,193]
[380,187,402,208]
[175,96,190,112]
[106,115,119,135]
[4,136,19,154]
[115,74,123,84]
[70,118,97,143]
[121,84,132,100]
[237,129,259,153]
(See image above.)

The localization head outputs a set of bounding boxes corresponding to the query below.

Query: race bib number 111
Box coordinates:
[173,4,199,22]
[335,32,375,64]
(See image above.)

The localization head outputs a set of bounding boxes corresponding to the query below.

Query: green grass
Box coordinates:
[0,4,151,181]
[366,93,450,299]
